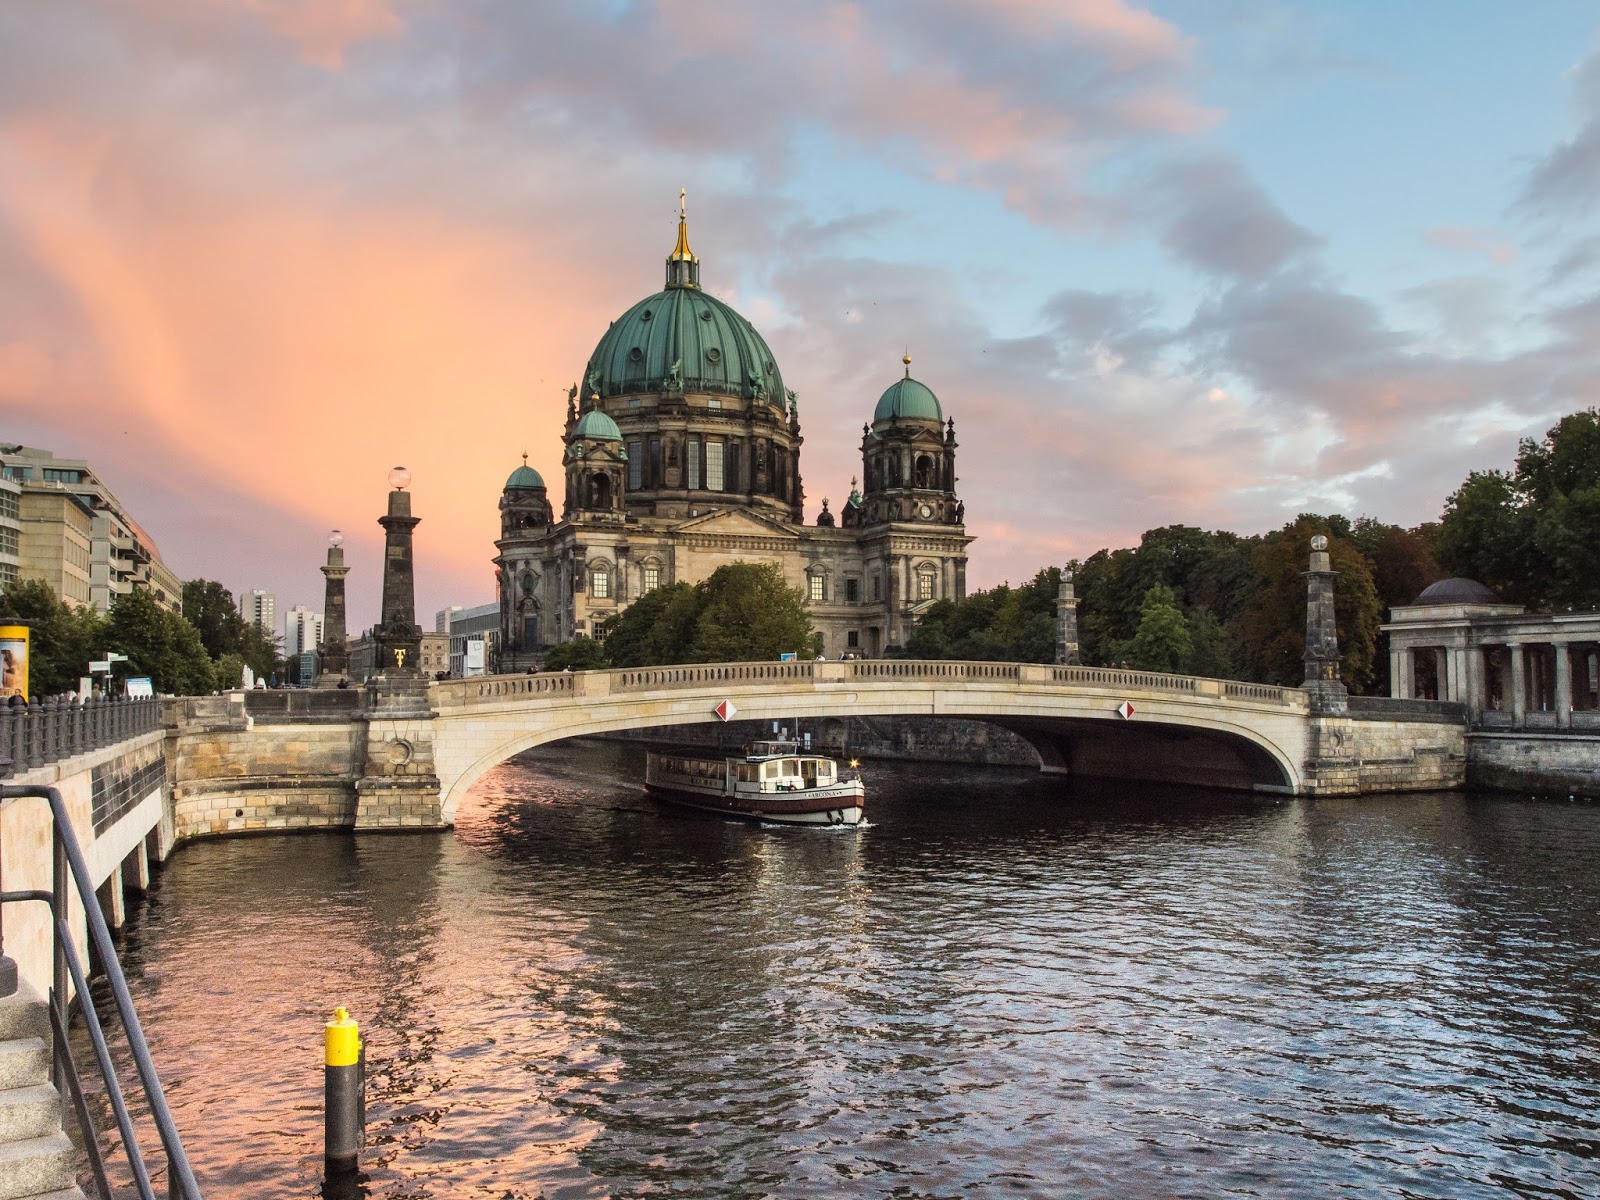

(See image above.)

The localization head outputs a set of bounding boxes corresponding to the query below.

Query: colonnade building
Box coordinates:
[1384,577,1600,727]
[493,208,971,668]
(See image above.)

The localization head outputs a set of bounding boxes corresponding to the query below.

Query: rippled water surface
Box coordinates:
[97,742,1600,1198]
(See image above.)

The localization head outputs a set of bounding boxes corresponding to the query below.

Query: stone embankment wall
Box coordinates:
[603,715,1041,768]
[165,692,364,839]
[1468,733,1600,798]
[1302,697,1468,796]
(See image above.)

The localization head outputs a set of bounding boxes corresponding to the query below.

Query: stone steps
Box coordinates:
[0,983,79,1200]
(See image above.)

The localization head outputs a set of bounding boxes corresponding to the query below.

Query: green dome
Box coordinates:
[874,376,943,424]
[585,287,787,405]
[505,463,545,489]
[573,409,623,441]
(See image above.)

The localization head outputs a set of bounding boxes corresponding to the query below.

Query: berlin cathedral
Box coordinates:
[493,203,972,667]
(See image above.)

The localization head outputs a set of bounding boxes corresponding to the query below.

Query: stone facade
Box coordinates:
[493,216,971,667]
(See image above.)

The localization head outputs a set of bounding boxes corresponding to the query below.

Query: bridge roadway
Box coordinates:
[428,660,1314,822]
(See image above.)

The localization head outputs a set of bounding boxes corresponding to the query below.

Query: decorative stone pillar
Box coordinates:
[317,530,350,685]
[356,467,443,830]
[374,468,423,674]
[1554,642,1573,728]
[1509,643,1526,725]
[1302,534,1347,713]
[1055,569,1081,666]
[1396,647,1415,699]
[1449,647,1467,705]
[1463,644,1485,721]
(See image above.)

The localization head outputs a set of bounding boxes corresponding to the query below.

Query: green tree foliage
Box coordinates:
[904,568,1061,661]
[592,564,815,666]
[1434,409,1600,610]
[0,579,109,696]
[541,635,611,671]
[1117,584,1192,673]
[683,563,816,663]
[107,589,216,695]
[181,579,279,677]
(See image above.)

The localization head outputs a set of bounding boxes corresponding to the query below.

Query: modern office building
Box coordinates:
[443,602,500,676]
[0,445,183,611]
[283,605,325,660]
[239,589,276,636]
[0,477,21,591]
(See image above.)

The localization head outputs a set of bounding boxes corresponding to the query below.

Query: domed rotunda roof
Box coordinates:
[573,408,623,441]
[505,459,545,489]
[874,357,943,424]
[1412,577,1501,605]
[583,207,788,407]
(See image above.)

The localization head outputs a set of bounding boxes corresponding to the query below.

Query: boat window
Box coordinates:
[783,760,799,777]
[763,763,779,780]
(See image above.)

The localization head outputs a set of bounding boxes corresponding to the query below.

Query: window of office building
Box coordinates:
[0,492,17,521]
[705,440,724,492]
[0,527,15,556]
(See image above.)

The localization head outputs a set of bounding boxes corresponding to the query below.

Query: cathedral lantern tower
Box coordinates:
[861,355,962,527]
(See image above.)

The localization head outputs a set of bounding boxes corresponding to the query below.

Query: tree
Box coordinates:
[684,563,815,663]
[0,579,108,696]
[1118,584,1192,673]
[601,583,694,667]
[903,568,1061,663]
[106,590,215,695]
[1433,470,1531,602]
[542,635,610,671]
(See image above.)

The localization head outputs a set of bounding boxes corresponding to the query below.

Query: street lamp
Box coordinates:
[388,466,411,491]
[328,529,345,548]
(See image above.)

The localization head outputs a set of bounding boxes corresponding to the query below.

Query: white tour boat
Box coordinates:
[644,740,865,827]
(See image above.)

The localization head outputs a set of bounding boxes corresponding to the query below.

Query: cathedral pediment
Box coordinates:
[673,507,800,540]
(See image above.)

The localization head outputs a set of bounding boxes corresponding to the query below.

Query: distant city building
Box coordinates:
[0,445,183,612]
[435,605,463,634]
[0,477,21,591]
[283,605,325,660]
[239,589,276,636]
[296,651,319,687]
[443,602,499,676]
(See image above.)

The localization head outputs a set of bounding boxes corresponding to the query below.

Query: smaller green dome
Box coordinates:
[874,375,943,424]
[573,409,623,441]
[505,463,545,490]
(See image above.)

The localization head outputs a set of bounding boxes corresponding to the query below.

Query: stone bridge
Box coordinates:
[167,660,1469,836]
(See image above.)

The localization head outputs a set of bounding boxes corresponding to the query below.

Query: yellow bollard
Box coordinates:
[324,1007,364,1174]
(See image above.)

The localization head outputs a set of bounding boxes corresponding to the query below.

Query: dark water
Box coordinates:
[91,742,1600,1198]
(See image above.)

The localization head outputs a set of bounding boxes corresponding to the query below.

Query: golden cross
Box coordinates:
[395,649,407,667]
[679,188,687,220]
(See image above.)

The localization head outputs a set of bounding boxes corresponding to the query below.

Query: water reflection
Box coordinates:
[91,741,1600,1199]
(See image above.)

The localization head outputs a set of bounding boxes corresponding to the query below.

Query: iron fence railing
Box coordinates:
[0,697,163,778]
[0,783,201,1200]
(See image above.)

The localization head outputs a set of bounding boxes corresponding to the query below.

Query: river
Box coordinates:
[90,741,1600,1198]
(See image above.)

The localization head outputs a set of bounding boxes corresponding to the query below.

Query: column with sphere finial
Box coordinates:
[374,466,423,674]
[317,530,350,684]
[1055,568,1080,665]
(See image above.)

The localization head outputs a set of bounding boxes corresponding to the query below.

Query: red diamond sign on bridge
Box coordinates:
[1116,700,1135,720]
[714,699,738,722]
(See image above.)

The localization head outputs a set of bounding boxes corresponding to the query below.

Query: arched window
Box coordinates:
[915,455,933,488]
[917,566,936,602]
[591,565,610,599]
[807,570,826,604]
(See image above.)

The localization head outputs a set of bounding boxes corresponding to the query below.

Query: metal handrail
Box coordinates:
[0,784,202,1200]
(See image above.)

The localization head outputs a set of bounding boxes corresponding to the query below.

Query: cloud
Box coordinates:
[1148,155,1322,280]
[1519,46,1600,215]
[1426,226,1517,264]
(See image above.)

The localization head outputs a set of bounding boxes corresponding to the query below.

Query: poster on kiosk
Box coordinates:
[0,623,29,701]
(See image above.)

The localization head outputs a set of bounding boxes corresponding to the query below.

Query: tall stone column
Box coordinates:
[374,470,423,674]
[1055,569,1081,666]
[1509,643,1526,724]
[1554,642,1573,728]
[317,530,350,685]
[1396,647,1415,699]
[356,468,442,831]
[1302,534,1347,713]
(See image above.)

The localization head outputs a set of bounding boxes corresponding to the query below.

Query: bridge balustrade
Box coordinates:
[0,696,163,779]
[850,661,1021,680]
[615,662,816,690]
[1222,681,1293,704]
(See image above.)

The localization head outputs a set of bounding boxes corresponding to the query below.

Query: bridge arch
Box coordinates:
[429,662,1308,824]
